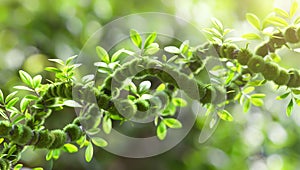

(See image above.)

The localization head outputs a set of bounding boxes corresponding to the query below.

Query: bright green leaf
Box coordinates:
[46,150,53,161]
[286,99,294,117]
[157,121,167,140]
[130,29,142,49]
[13,86,34,92]
[251,98,264,106]
[13,164,23,170]
[274,8,289,18]
[290,0,299,17]
[33,75,42,88]
[243,86,255,94]
[243,98,251,113]
[241,33,261,40]
[251,93,266,98]
[163,118,182,128]
[217,110,233,121]
[266,16,289,27]
[0,110,8,120]
[85,142,93,162]
[144,32,157,48]
[172,98,187,107]
[32,168,44,170]
[156,84,165,92]
[91,137,108,147]
[6,97,19,109]
[179,40,189,54]
[64,143,78,153]
[66,55,78,65]
[246,13,261,30]
[96,46,110,64]
[19,70,33,87]
[44,67,62,73]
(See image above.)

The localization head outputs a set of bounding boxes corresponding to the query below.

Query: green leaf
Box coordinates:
[286,99,294,117]
[243,98,251,113]
[63,100,82,108]
[111,48,128,62]
[157,121,167,140]
[48,58,64,65]
[46,150,53,161]
[85,142,93,162]
[6,97,19,109]
[144,43,160,55]
[144,32,157,48]
[86,128,100,135]
[251,93,266,98]
[13,86,34,92]
[274,8,289,18]
[130,29,142,49]
[0,89,3,104]
[243,86,255,94]
[163,118,182,128]
[32,168,44,170]
[164,46,181,54]
[290,0,299,17]
[179,40,189,54]
[91,137,108,147]
[66,55,78,65]
[156,84,165,92]
[246,13,261,30]
[44,67,62,73]
[241,33,261,40]
[25,95,39,100]
[266,16,289,27]
[5,91,18,104]
[13,164,23,170]
[64,143,78,153]
[103,115,112,134]
[217,110,233,121]
[96,46,110,64]
[172,98,187,107]
[211,18,224,33]
[250,98,264,106]
[276,92,290,100]
[0,110,8,120]
[294,16,300,24]
[19,70,33,87]
[32,75,42,88]
[292,89,300,95]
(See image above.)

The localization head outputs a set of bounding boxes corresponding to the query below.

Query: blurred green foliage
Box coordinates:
[1,0,300,170]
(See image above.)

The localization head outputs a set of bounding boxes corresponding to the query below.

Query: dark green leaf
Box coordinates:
[130,29,142,49]
[276,92,290,100]
[157,121,167,140]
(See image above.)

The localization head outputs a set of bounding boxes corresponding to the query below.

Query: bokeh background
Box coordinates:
[1,0,300,169]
